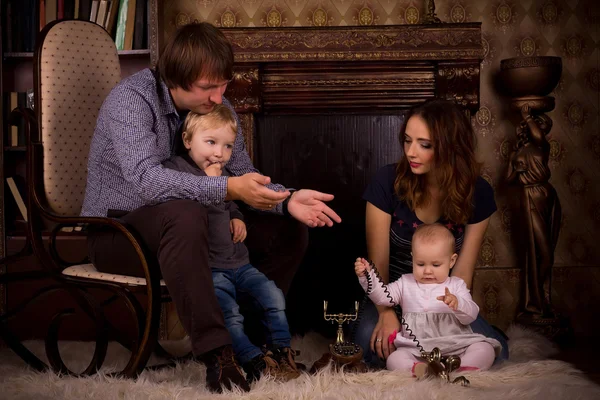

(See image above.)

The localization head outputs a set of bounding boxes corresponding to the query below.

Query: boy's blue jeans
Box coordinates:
[351,299,509,369]
[212,263,291,364]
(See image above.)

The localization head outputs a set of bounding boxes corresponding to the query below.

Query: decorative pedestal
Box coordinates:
[498,56,571,342]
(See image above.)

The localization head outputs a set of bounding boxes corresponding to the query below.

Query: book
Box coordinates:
[105,0,120,35]
[6,177,28,222]
[63,0,75,19]
[114,0,129,50]
[9,92,18,146]
[132,0,146,49]
[46,0,58,24]
[123,0,136,50]
[39,0,46,30]
[79,0,92,20]
[90,0,99,22]
[96,0,109,26]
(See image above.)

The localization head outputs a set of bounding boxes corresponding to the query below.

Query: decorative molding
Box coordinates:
[501,56,562,69]
[226,65,261,113]
[263,78,431,87]
[238,113,255,163]
[148,0,161,67]
[436,62,481,111]
[222,24,483,63]
[220,25,482,115]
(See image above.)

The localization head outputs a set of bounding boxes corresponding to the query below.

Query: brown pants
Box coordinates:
[87,199,308,356]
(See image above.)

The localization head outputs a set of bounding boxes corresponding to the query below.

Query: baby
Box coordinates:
[355,223,501,376]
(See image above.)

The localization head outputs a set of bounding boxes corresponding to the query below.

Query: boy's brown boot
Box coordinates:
[199,345,250,393]
[242,352,279,383]
[271,347,302,381]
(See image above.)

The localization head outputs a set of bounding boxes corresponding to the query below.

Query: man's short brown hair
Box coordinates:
[158,22,234,90]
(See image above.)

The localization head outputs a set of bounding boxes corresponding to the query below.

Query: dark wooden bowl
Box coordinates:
[499,56,562,98]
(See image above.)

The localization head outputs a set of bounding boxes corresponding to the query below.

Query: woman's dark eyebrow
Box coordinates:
[404,132,430,142]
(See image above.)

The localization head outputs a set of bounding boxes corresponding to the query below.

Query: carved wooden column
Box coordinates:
[498,56,570,341]
[225,65,261,163]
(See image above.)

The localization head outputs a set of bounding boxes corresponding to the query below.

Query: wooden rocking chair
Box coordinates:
[0,19,187,378]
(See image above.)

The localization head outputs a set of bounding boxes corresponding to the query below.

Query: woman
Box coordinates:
[352,99,509,368]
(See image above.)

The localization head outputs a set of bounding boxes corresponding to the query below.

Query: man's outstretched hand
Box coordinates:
[287,189,342,228]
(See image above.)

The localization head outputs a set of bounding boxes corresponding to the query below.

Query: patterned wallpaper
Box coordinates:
[161,0,600,335]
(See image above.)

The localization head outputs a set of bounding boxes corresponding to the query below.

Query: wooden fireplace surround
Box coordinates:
[218,23,484,330]
[221,23,484,159]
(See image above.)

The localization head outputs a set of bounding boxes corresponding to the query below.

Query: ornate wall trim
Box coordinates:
[223,24,483,114]
[223,24,483,62]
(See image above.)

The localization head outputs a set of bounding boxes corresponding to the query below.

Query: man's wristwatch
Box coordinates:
[282,189,297,217]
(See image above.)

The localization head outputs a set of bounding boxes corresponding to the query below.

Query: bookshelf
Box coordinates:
[0,0,162,339]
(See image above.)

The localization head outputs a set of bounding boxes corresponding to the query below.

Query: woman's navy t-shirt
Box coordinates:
[363,164,497,282]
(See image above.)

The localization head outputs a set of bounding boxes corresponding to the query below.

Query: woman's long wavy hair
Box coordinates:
[394,99,481,225]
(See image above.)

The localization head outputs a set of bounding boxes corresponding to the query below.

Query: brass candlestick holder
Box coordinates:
[309,301,367,373]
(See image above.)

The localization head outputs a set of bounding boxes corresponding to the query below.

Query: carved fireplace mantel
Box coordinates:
[223,23,483,116]
[222,23,483,160]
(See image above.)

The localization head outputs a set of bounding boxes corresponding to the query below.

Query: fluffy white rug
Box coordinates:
[1,325,599,400]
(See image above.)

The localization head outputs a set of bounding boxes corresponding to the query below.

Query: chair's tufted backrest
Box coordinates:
[38,20,121,216]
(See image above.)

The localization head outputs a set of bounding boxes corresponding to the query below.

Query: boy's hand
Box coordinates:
[437,287,458,310]
[230,218,247,243]
[354,257,371,277]
[205,163,223,177]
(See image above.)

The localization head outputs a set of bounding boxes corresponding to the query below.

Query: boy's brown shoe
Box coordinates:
[199,345,250,393]
[242,352,279,383]
[271,347,302,381]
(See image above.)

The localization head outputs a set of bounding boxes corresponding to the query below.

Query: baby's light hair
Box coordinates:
[182,104,237,143]
[412,223,456,254]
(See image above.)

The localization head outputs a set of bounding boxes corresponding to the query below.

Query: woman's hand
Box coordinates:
[370,307,400,360]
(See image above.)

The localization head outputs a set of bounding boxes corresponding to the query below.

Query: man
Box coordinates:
[82,22,341,393]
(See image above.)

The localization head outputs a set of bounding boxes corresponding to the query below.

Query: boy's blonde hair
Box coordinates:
[412,223,456,254]
[182,104,237,143]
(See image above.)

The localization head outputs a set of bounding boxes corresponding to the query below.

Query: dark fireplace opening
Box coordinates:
[255,114,404,336]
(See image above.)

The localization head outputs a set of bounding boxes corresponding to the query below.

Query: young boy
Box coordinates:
[162,105,301,383]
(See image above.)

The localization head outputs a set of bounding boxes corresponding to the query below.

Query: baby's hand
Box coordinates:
[230,218,247,243]
[354,257,371,277]
[436,287,458,310]
[205,162,223,177]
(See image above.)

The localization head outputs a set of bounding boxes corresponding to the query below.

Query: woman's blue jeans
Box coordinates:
[350,299,509,368]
